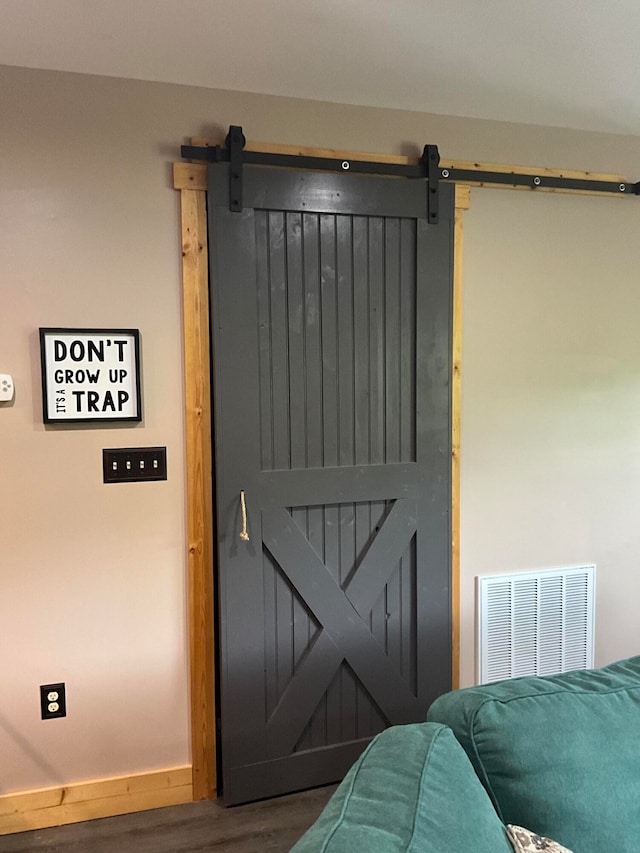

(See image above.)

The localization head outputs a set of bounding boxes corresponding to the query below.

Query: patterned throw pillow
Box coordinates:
[506,825,574,853]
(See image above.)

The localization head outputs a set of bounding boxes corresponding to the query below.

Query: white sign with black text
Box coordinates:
[40,328,142,423]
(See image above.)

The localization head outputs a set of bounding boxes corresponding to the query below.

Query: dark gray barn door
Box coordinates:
[208,163,454,805]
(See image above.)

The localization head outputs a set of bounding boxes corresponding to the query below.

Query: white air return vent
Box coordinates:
[477,565,595,684]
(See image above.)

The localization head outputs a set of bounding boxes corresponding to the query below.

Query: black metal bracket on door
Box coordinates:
[422,144,440,224]
[226,125,246,212]
[181,125,640,217]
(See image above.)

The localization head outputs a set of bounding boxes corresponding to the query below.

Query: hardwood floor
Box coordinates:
[0,786,336,853]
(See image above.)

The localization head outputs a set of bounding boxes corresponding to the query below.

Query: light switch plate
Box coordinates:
[103,447,167,483]
[0,374,14,402]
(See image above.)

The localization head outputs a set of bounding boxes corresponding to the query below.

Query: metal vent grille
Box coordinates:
[477,565,595,684]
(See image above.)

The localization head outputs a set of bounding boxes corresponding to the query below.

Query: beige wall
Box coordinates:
[461,188,640,684]
[2,64,640,794]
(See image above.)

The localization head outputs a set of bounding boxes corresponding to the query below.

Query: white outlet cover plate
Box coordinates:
[0,374,14,401]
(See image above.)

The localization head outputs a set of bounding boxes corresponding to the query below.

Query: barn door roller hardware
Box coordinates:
[227,125,245,213]
[181,125,640,220]
[422,144,441,224]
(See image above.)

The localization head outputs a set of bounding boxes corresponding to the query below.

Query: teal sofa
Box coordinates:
[291,656,640,852]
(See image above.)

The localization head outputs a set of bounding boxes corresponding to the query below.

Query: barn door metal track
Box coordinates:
[181,124,640,223]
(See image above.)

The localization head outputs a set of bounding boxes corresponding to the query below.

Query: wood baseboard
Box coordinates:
[0,765,193,836]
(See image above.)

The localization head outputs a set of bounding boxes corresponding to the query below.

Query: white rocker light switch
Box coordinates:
[0,374,14,402]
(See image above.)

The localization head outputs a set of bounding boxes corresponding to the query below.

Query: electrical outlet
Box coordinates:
[40,683,66,720]
[0,374,14,402]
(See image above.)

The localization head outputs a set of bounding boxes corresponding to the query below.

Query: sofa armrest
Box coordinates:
[291,722,512,852]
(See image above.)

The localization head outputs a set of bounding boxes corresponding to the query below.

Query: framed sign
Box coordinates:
[39,328,142,423]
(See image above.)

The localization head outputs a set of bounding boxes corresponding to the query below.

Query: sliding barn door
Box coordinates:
[208,163,454,804]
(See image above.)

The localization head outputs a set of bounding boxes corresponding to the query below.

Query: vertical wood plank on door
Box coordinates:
[413,204,454,708]
[319,215,342,744]
[306,504,326,748]
[292,508,312,754]
[264,548,278,724]
[340,501,357,740]
[275,568,293,709]
[336,216,355,468]
[400,538,418,695]
[180,188,216,800]
[350,214,375,731]
[267,208,295,716]
[269,211,291,471]
[304,214,322,469]
[302,212,327,749]
[287,212,307,471]
[209,190,272,773]
[384,218,401,466]
[288,228,312,748]
[399,219,417,463]
[324,503,341,746]
[451,190,467,689]
[368,218,385,466]
[291,516,312,714]
[383,219,401,680]
[369,502,387,683]
[368,218,386,697]
[258,208,278,741]
[256,211,274,472]
[353,217,370,467]
[302,213,326,748]
[354,505,372,736]
[320,215,339,468]
[386,560,401,672]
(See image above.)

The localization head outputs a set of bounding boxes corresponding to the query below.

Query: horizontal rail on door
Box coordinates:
[183,125,442,221]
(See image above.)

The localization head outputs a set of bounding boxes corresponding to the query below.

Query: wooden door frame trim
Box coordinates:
[178,184,216,800]
[173,139,475,801]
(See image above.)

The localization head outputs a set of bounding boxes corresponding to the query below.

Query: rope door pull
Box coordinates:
[239,490,250,541]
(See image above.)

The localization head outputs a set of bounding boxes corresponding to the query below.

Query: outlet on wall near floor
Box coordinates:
[0,374,14,402]
[40,683,66,719]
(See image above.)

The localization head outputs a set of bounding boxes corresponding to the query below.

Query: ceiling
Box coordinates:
[2,0,640,136]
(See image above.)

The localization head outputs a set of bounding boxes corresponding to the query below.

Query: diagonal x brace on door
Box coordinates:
[262,497,421,758]
[262,500,419,757]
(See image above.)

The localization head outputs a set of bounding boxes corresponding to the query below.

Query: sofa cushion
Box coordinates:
[427,656,640,853]
[290,722,512,852]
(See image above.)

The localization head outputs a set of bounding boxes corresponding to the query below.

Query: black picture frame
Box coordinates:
[39,327,142,424]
